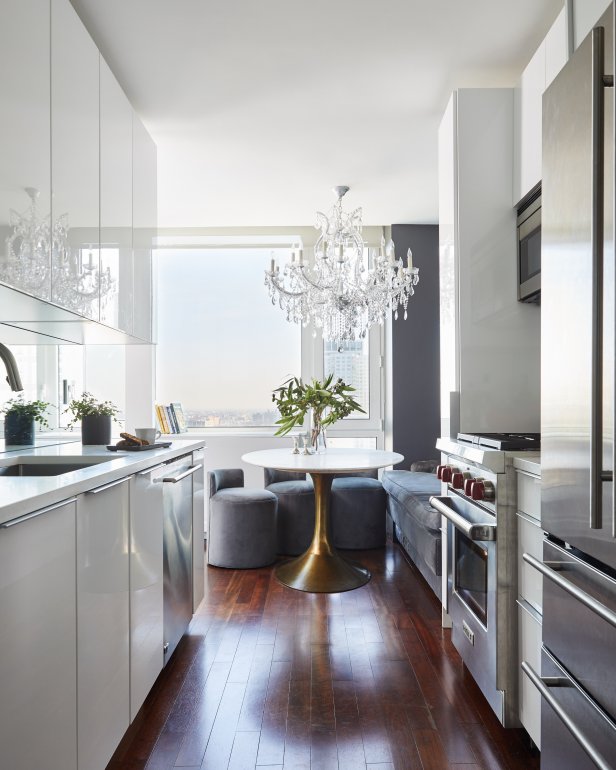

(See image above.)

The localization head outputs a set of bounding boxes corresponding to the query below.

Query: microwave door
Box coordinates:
[518,204,541,301]
[541,11,615,567]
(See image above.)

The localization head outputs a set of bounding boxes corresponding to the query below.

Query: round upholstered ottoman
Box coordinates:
[331,476,387,549]
[208,487,278,568]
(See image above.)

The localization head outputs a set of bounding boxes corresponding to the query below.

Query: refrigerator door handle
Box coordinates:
[522,661,614,770]
[590,25,606,531]
[523,552,616,629]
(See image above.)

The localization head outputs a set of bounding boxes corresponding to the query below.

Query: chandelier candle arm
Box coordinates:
[264,186,419,341]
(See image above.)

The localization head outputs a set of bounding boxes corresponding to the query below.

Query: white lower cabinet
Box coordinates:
[0,499,77,770]
[516,465,542,748]
[77,478,130,770]
[129,465,165,720]
[518,600,542,749]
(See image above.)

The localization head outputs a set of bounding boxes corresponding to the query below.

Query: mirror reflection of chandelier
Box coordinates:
[264,186,419,341]
[0,187,114,316]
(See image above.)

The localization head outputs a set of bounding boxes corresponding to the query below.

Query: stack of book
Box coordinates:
[155,402,188,434]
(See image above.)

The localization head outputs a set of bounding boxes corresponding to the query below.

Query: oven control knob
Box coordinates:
[451,471,470,490]
[441,465,457,483]
[470,480,495,502]
[436,464,446,480]
[464,477,481,495]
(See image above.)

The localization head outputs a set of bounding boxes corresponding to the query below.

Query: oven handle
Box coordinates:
[429,496,496,542]
[523,553,616,630]
[522,661,613,770]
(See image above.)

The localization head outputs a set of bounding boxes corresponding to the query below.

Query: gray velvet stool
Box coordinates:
[208,468,277,568]
[331,471,387,549]
[264,468,314,555]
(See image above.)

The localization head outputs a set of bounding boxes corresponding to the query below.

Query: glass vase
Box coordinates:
[309,408,327,454]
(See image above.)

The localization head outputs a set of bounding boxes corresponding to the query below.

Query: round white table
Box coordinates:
[242,448,403,593]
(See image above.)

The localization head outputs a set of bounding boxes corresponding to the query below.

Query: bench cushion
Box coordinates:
[382,470,441,531]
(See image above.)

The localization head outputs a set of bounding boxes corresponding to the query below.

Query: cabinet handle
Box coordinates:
[523,552,616,629]
[162,463,203,483]
[86,476,131,495]
[1,497,77,528]
[138,463,166,476]
[522,661,613,770]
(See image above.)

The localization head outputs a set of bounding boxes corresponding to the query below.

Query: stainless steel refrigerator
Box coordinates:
[523,4,616,768]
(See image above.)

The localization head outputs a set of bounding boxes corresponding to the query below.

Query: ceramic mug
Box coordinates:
[135,427,161,444]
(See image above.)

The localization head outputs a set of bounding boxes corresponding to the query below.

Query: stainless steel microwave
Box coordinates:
[517,188,541,303]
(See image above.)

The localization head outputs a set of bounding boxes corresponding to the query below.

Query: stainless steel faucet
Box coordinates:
[0,343,24,391]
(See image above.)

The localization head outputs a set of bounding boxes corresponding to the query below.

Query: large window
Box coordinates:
[156,248,302,428]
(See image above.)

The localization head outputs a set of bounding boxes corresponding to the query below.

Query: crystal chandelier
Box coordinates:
[264,186,419,341]
[0,187,114,315]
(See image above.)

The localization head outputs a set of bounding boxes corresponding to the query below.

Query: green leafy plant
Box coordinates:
[272,374,365,445]
[64,392,120,429]
[1,396,51,428]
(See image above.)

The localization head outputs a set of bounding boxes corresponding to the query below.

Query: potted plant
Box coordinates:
[272,374,365,452]
[1,396,50,445]
[65,392,120,445]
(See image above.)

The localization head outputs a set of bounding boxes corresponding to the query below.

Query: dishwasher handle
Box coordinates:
[162,463,203,483]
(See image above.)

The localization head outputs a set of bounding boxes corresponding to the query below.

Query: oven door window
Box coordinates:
[519,224,541,283]
[454,530,488,626]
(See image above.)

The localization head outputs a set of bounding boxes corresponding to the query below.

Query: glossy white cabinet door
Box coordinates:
[132,114,157,342]
[129,466,164,720]
[100,58,133,333]
[0,500,77,770]
[51,0,100,320]
[515,43,545,203]
[77,478,130,770]
[0,0,52,300]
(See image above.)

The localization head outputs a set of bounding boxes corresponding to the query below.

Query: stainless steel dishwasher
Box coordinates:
[161,454,202,665]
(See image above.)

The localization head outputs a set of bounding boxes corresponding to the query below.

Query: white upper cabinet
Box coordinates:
[573,0,611,49]
[439,89,540,436]
[0,0,156,339]
[133,114,157,342]
[0,0,52,300]
[100,58,134,333]
[513,7,569,205]
[51,0,100,320]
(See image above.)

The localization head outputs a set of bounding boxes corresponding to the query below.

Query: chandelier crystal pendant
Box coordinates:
[264,186,419,341]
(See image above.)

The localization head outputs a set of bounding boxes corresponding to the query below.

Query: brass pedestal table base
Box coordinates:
[274,473,371,593]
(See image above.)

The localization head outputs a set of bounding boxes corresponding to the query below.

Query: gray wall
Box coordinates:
[391,224,440,469]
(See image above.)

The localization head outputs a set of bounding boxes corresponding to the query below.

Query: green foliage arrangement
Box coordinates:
[272,374,365,443]
[65,392,120,429]
[1,396,51,428]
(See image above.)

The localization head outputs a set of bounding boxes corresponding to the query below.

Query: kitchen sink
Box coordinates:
[0,457,112,477]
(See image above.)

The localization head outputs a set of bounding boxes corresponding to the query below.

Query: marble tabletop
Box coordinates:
[242,447,403,474]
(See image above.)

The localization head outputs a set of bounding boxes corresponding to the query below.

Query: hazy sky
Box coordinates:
[156,248,301,412]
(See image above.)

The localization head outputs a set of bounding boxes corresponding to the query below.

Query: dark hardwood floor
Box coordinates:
[109,542,539,770]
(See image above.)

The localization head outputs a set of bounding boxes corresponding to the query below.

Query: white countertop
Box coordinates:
[242,447,404,473]
[0,439,206,525]
[513,453,541,476]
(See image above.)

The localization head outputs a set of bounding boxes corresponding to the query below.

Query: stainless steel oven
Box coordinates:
[517,187,541,303]
[430,493,517,723]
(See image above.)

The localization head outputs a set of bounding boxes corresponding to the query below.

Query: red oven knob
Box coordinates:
[437,464,446,480]
[441,466,456,483]
[451,471,469,490]
[470,481,485,501]
[464,477,481,495]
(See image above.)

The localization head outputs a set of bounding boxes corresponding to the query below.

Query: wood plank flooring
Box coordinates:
[109,542,539,770]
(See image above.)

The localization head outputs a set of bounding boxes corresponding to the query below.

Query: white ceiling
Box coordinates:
[71,0,563,228]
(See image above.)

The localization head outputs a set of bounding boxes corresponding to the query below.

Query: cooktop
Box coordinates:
[457,432,541,451]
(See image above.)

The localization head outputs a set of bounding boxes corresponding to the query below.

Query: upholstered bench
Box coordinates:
[208,469,277,568]
[264,468,387,554]
[382,466,442,599]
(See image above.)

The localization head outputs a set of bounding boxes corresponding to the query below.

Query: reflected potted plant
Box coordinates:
[1,396,50,445]
[272,374,364,452]
[65,392,120,445]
